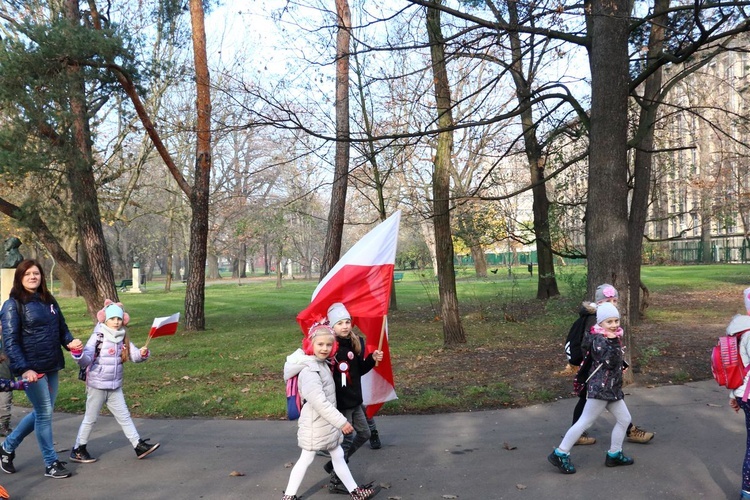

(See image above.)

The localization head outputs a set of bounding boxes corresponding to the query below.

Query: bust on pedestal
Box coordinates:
[1,237,23,307]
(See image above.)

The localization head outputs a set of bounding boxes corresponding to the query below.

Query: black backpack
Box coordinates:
[564,315,588,366]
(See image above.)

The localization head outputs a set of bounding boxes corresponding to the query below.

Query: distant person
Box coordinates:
[281,323,379,500]
[549,303,634,474]
[0,259,83,479]
[564,284,654,445]
[69,301,159,464]
[324,303,383,494]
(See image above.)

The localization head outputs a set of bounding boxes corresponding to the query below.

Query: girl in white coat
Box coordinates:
[281,323,379,500]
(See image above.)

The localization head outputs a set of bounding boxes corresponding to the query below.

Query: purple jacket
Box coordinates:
[74,323,146,390]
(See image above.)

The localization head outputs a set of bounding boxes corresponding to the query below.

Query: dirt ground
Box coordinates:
[389,287,737,413]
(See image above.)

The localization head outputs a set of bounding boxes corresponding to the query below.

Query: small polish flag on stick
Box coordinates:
[143,312,180,348]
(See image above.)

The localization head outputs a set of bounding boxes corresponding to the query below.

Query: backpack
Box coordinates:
[712,314,750,400]
[286,375,303,420]
[78,332,104,382]
[564,314,589,365]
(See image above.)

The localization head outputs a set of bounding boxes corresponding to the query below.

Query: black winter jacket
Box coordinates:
[332,336,375,410]
[0,293,74,377]
[585,331,625,401]
[564,302,597,366]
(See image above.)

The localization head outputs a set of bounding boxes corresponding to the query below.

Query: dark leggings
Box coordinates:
[738,398,750,491]
[573,387,633,434]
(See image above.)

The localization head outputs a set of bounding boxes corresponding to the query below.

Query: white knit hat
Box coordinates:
[327,302,351,325]
[596,302,620,324]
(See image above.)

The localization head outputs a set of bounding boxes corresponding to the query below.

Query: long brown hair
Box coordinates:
[11,259,53,304]
[120,334,130,363]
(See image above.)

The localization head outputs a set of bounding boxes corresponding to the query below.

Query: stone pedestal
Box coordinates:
[0,268,13,307]
[130,266,142,293]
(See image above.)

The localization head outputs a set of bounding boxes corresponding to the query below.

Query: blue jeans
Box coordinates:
[2,371,59,466]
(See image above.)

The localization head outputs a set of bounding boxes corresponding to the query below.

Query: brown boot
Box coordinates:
[574,432,596,446]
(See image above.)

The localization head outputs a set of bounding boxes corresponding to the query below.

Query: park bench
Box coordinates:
[115,279,133,292]
[393,272,404,282]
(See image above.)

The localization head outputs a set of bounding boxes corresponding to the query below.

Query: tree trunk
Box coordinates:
[469,244,488,278]
[506,0,559,300]
[427,0,466,346]
[627,0,668,326]
[419,219,439,276]
[320,0,352,279]
[63,0,117,313]
[184,0,212,331]
[585,0,631,353]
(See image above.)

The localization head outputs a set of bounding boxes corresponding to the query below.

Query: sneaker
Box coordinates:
[70,444,97,463]
[626,425,654,443]
[574,432,596,446]
[547,449,576,474]
[605,450,634,467]
[328,472,349,495]
[349,484,381,500]
[369,430,382,449]
[281,495,298,500]
[134,438,160,459]
[0,447,14,474]
[44,460,71,479]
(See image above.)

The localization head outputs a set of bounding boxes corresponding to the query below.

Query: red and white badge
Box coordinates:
[338,361,350,387]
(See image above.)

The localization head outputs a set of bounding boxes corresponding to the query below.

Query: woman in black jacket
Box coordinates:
[0,259,82,479]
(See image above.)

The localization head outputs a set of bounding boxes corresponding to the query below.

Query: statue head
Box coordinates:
[2,237,23,268]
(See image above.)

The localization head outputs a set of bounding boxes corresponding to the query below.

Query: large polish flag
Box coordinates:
[297,211,400,417]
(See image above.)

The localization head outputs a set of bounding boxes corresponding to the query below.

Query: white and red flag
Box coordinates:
[297,211,400,418]
[145,313,180,346]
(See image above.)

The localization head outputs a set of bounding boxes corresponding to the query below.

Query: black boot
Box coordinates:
[369,430,381,450]
[328,471,349,494]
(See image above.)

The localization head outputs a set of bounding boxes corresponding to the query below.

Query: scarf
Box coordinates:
[591,324,624,338]
[101,323,126,344]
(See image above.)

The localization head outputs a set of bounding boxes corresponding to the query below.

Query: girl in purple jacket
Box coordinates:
[69,301,159,463]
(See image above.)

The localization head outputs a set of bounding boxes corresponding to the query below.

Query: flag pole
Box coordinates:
[143,333,153,349]
[376,315,387,366]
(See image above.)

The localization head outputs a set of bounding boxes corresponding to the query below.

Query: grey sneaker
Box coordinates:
[44,460,71,478]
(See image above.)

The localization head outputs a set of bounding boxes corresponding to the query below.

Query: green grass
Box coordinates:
[11,264,750,419]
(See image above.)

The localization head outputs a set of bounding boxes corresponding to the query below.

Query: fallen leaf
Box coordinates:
[503,442,517,450]
[516,484,527,490]
[284,462,294,468]
[229,470,245,477]
[441,495,458,499]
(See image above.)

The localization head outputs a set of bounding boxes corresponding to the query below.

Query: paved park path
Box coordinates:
[0,379,741,499]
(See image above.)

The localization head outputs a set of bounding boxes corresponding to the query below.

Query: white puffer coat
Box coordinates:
[284,349,347,452]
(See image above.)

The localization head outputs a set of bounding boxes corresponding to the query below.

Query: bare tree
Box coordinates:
[320,0,353,279]
[427,0,466,345]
